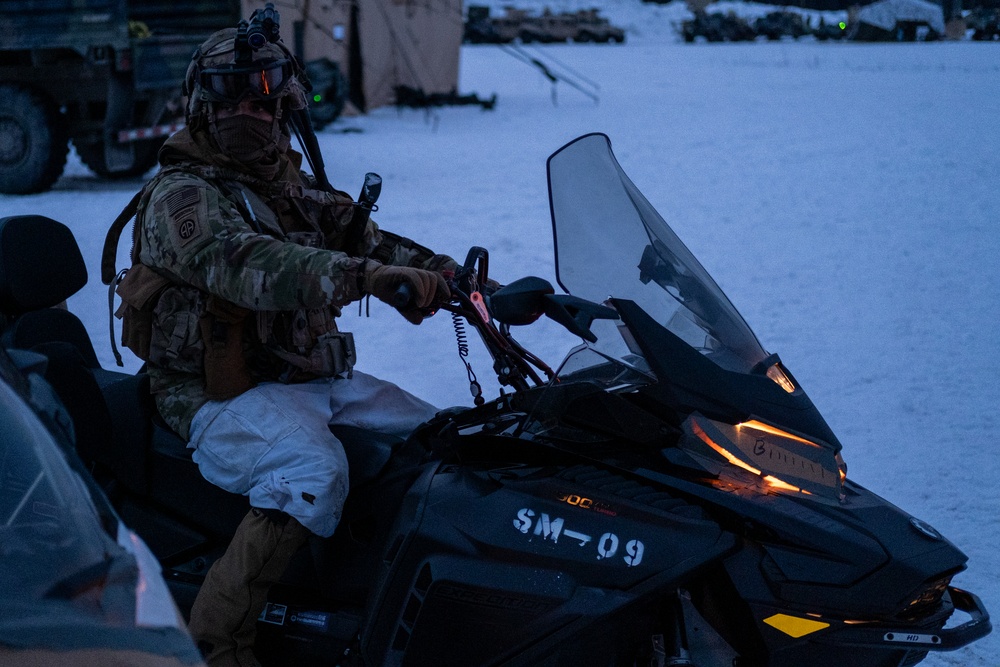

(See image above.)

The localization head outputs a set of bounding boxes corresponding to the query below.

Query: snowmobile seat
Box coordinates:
[0,215,94,364]
[2,307,101,368]
[0,215,117,470]
[0,215,88,316]
[99,367,250,539]
[21,340,115,474]
[330,424,405,487]
[146,403,251,539]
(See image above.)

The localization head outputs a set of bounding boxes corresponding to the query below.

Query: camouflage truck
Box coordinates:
[0,0,241,195]
[572,9,626,43]
[464,6,625,45]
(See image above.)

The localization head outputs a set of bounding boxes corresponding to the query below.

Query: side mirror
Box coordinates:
[490,276,619,342]
[489,276,554,325]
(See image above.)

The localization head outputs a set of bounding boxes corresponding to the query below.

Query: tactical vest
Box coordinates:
[103,165,359,400]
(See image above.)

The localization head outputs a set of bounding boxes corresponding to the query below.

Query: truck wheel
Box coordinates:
[74,137,165,179]
[0,84,69,195]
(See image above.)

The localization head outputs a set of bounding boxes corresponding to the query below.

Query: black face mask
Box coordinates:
[213,115,277,162]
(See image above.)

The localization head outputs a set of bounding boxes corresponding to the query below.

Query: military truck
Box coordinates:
[572,9,626,43]
[464,6,625,45]
[754,11,809,40]
[680,10,757,42]
[0,0,241,195]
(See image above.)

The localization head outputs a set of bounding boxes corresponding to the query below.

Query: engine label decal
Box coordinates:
[556,492,618,517]
[513,508,645,566]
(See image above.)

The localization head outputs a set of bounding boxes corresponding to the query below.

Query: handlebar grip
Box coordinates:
[391,283,413,310]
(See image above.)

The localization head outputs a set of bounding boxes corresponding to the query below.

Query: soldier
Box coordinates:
[114,24,458,667]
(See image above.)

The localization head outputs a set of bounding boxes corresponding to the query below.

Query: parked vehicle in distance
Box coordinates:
[680,10,757,42]
[464,6,625,44]
[754,11,809,40]
[0,0,241,195]
[968,7,1000,39]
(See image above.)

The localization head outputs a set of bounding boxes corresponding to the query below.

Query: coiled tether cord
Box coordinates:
[452,312,484,406]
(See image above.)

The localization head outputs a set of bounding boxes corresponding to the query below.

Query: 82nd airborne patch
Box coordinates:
[160,185,210,252]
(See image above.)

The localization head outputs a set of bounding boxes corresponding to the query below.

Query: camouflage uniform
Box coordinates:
[115,23,459,666]
[127,128,456,441]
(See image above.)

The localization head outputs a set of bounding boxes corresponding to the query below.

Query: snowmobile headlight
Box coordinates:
[902,574,953,617]
[766,363,796,394]
[680,414,844,500]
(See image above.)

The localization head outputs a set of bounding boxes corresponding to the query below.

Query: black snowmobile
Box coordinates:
[0,133,991,666]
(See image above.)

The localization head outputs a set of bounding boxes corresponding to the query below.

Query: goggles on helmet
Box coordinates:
[200,59,293,105]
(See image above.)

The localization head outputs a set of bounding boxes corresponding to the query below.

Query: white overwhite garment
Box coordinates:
[187,371,437,537]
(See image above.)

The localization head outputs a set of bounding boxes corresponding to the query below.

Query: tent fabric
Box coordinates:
[856,0,945,32]
[241,0,463,113]
[358,0,463,111]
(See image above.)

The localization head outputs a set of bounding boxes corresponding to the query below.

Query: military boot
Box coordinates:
[188,508,311,667]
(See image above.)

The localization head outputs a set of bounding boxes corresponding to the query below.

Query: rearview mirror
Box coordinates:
[490,277,619,342]
[489,276,554,326]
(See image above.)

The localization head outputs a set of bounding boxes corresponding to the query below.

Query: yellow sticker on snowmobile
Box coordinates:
[763,614,830,638]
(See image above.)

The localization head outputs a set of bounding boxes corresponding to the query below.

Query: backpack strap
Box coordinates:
[101,188,144,286]
[101,189,144,367]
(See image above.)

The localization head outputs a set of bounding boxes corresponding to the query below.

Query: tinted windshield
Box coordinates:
[548,134,768,375]
[0,378,113,600]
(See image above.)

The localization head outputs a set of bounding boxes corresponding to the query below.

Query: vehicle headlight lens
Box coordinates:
[680,414,843,500]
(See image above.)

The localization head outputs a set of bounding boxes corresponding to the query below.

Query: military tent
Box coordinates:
[850,0,945,39]
[242,0,463,114]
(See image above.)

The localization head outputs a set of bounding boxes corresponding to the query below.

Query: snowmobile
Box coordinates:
[0,133,991,666]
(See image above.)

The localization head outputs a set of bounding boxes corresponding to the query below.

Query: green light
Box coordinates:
[313,94,322,102]
[838,21,846,29]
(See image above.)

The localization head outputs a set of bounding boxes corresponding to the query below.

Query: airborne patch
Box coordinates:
[159,185,210,252]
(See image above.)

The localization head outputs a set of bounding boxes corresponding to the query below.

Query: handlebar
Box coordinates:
[391,283,413,310]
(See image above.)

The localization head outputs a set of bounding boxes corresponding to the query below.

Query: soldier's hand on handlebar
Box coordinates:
[364,263,450,324]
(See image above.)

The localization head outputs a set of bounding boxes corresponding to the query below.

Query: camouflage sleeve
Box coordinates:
[366,223,459,274]
[138,172,367,310]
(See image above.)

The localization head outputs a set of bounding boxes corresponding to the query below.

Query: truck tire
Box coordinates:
[0,84,69,195]
[74,137,165,179]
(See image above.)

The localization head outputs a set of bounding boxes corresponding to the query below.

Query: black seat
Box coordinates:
[0,215,88,319]
[0,216,112,470]
[332,425,405,487]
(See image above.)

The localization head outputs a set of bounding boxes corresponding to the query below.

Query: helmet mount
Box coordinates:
[236,3,281,65]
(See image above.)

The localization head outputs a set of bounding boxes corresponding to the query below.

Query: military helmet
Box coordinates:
[184,27,308,126]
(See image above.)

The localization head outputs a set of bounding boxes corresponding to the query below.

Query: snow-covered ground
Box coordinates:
[2,4,997,663]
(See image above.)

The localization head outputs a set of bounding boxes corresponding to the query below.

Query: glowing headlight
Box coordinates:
[680,414,844,499]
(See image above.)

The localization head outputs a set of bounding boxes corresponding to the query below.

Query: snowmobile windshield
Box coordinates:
[0,353,192,649]
[547,133,768,376]
[0,377,114,601]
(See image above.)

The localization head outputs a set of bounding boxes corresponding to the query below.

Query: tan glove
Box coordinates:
[364,263,450,324]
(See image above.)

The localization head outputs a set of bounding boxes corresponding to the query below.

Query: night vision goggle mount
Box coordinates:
[236,2,281,64]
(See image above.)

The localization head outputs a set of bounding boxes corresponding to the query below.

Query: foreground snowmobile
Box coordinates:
[0,133,991,666]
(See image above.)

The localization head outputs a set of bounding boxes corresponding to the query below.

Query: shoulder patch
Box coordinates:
[157,185,211,250]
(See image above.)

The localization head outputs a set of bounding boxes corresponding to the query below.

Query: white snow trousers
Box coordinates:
[187,371,438,538]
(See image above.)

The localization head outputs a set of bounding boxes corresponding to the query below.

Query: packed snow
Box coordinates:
[2,3,997,663]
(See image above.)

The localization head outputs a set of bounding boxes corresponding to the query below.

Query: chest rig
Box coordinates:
[224,174,359,385]
[103,164,360,400]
